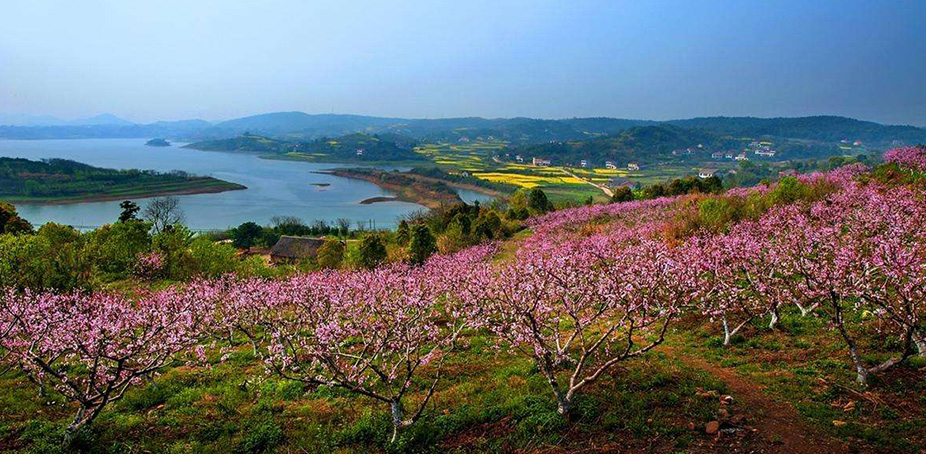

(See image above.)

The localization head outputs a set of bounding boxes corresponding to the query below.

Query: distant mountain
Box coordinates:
[68,113,135,126]
[150,119,213,128]
[214,112,399,137]
[2,111,923,149]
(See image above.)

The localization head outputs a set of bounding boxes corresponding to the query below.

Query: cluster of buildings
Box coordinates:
[709,142,777,161]
[502,154,648,173]
[840,139,864,147]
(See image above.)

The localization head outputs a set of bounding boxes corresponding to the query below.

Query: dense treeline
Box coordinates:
[666,115,926,145]
[0,184,548,291]
[184,133,424,162]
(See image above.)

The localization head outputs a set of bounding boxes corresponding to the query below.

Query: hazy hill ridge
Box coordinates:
[2,112,924,148]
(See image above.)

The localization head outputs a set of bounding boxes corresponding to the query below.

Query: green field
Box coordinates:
[410,140,722,204]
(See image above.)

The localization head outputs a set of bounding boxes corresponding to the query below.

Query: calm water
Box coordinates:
[0,139,491,230]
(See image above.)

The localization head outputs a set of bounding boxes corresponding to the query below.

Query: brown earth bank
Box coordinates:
[321,168,470,210]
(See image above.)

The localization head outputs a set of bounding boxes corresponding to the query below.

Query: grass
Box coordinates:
[671,306,926,453]
[0,333,737,453]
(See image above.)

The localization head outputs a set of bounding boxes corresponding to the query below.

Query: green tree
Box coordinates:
[118,200,140,222]
[395,220,411,246]
[316,238,346,269]
[358,234,388,269]
[0,202,33,234]
[528,188,552,214]
[437,222,468,254]
[232,222,263,251]
[189,237,240,278]
[507,190,530,220]
[36,223,91,291]
[473,211,502,240]
[85,220,152,276]
[449,213,472,235]
[152,224,195,280]
[408,224,437,265]
[610,186,634,203]
[0,235,49,290]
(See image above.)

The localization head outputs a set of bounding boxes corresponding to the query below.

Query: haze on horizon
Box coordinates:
[1,0,924,126]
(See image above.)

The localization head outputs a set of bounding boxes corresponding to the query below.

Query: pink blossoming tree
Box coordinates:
[0,286,215,438]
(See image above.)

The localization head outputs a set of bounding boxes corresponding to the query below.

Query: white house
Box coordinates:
[698,169,718,179]
[532,157,552,166]
[605,161,617,170]
[627,163,640,171]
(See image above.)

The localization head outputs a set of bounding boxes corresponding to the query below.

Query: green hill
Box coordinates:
[0,157,244,202]
[184,133,425,162]
[512,125,732,164]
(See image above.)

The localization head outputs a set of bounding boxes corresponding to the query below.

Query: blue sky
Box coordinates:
[1,0,924,125]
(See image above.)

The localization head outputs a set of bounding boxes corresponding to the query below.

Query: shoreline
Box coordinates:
[178,146,504,199]
[319,169,459,210]
[2,182,247,205]
[404,174,505,199]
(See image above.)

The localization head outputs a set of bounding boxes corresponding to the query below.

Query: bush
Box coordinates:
[610,186,634,203]
[358,234,388,269]
[316,238,346,269]
[408,225,437,265]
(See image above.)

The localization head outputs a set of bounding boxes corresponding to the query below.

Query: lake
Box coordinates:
[0,139,492,231]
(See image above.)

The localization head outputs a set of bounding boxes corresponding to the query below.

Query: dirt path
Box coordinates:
[560,168,614,198]
[671,349,850,454]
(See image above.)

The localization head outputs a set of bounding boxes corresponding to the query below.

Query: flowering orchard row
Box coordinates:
[1,148,925,442]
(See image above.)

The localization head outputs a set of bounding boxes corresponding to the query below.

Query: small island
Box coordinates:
[359,196,399,204]
[0,157,245,204]
[145,138,171,147]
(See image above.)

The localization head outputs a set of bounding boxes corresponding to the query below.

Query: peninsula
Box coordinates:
[322,168,499,210]
[0,157,245,204]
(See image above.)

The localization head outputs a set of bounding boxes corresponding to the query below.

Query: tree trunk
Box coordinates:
[389,400,405,443]
[555,386,572,416]
[796,302,817,317]
[831,297,868,384]
[722,317,731,346]
[915,330,926,358]
[64,406,89,443]
[722,316,740,346]
[848,343,869,384]
[768,309,779,330]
